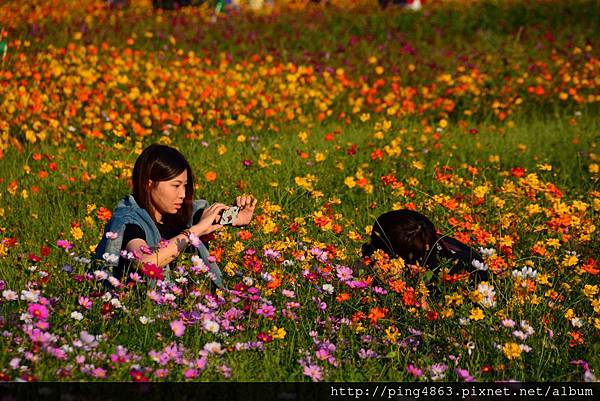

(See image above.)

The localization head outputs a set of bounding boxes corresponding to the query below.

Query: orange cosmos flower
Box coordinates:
[96,207,112,221]
[205,171,217,182]
[368,307,388,325]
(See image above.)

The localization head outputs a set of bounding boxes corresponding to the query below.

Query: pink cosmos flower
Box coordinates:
[303,364,323,382]
[256,303,276,319]
[407,363,423,378]
[56,239,73,250]
[91,367,107,379]
[170,320,186,337]
[455,367,475,382]
[27,304,49,320]
[335,266,354,281]
[184,369,198,379]
[78,296,93,310]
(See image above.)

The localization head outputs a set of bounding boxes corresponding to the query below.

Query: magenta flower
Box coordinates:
[27,304,49,320]
[56,239,73,250]
[184,369,198,379]
[455,367,475,382]
[78,296,93,310]
[170,320,186,337]
[256,303,276,319]
[406,363,423,378]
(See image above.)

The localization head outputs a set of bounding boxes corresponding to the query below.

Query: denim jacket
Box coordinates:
[92,194,224,288]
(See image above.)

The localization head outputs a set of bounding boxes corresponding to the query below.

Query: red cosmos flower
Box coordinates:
[257,332,273,343]
[426,311,439,321]
[380,174,396,186]
[40,246,51,257]
[511,167,526,178]
[101,302,113,316]
[371,149,384,160]
[480,365,493,374]
[582,258,599,275]
[28,254,41,262]
[141,263,164,281]
[48,162,58,171]
[130,369,149,382]
[1,238,17,247]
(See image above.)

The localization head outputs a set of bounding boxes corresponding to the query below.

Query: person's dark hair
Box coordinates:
[132,144,194,231]
[362,210,438,266]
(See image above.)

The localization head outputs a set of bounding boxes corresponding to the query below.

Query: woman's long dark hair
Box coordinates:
[362,210,438,266]
[132,144,194,232]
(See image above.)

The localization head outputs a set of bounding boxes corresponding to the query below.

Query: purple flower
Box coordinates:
[358,349,378,359]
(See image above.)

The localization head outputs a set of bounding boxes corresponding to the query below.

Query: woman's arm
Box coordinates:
[125,234,191,268]
[126,202,228,268]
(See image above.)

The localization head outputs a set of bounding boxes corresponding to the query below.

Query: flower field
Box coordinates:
[0,0,599,382]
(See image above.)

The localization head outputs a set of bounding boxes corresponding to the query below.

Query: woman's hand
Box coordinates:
[232,195,257,226]
[191,203,228,236]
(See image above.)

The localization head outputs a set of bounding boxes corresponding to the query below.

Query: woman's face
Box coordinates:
[148,170,187,217]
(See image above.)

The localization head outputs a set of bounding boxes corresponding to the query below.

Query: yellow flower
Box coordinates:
[502,342,522,360]
[537,163,553,171]
[411,161,424,170]
[344,176,356,188]
[582,285,598,298]
[298,131,308,143]
[562,254,579,267]
[269,326,286,340]
[385,326,399,342]
[526,204,542,216]
[469,308,484,321]
[315,152,325,162]
[360,113,370,122]
[564,308,575,320]
[589,163,599,174]
[71,226,84,241]
[217,144,227,155]
[99,163,113,174]
[223,262,237,277]
[473,185,489,198]
[439,119,448,128]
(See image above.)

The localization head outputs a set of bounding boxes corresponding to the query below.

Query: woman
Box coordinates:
[361,209,489,285]
[92,144,257,288]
